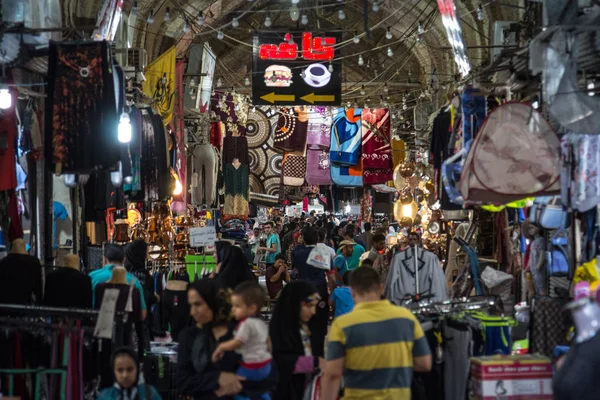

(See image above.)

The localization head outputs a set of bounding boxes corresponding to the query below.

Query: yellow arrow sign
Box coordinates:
[300,93,336,104]
[260,92,296,104]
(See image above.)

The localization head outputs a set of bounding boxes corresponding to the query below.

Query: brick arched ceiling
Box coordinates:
[62,0,523,104]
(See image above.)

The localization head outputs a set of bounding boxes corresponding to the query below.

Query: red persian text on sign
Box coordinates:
[258,33,336,61]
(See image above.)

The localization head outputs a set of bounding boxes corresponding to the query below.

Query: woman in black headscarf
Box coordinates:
[176,278,276,399]
[270,280,323,400]
[214,245,255,290]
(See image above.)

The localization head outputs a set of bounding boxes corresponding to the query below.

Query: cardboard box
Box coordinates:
[471,354,553,400]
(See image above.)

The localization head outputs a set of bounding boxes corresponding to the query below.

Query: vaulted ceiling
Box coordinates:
[63,0,523,105]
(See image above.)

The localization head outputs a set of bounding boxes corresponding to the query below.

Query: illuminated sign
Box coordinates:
[258,33,336,61]
[253,31,342,106]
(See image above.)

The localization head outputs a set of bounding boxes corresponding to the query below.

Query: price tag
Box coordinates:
[189,226,218,248]
[94,288,119,339]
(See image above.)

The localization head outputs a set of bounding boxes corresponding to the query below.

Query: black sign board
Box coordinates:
[252,31,342,106]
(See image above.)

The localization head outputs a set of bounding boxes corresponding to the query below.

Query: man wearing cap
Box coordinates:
[333,240,354,282]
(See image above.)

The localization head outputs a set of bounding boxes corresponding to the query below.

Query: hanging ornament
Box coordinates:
[392,165,407,190]
[408,174,419,189]
[398,161,415,178]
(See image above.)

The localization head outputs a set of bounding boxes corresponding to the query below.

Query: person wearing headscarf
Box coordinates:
[214,245,255,290]
[270,280,323,400]
[176,279,276,399]
[97,347,162,400]
[125,239,157,343]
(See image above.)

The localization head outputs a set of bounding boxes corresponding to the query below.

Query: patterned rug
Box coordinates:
[245,107,282,197]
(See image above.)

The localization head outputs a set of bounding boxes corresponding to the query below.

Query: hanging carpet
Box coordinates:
[246,107,282,197]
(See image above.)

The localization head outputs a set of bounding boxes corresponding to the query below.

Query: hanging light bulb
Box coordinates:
[217,77,223,87]
[173,175,183,195]
[386,27,392,40]
[353,31,360,44]
[387,46,393,57]
[164,7,171,22]
[477,4,484,21]
[346,101,352,108]
[360,85,366,95]
[588,81,595,96]
[301,14,308,25]
[338,8,346,20]
[0,87,11,110]
[118,112,132,143]
[290,5,300,21]
[232,17,239,27]
[245,76,250,86]
[183,21,190,33]
[418,21,424,35]
[189,78,196,87]
[132,1,138,16]
[384,83,389,93]
[197,12,204,25]
[190,88,197,100]
[217,30,224,40]
[372,0,380,12]
[358,55,364,66]
[264,14,272,27]
[328,63,333,73]
[288,35,295,45]
[147,9,154,24]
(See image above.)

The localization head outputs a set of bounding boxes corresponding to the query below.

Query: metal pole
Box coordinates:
[414,244,419,299]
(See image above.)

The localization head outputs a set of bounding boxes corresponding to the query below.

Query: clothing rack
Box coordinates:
[0,304,127,345]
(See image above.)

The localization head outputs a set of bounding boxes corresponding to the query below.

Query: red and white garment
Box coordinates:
[361,108,392,184]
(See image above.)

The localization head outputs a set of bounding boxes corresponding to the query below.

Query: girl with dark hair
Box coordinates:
[270,280,324,400]
[97,347,162,399]
[214,245,255,290]
[176,279,276,399]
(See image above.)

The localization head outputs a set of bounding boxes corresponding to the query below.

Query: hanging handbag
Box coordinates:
[530,196,568,229]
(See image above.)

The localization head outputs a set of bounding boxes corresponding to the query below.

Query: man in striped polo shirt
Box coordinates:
[321,267,432,400]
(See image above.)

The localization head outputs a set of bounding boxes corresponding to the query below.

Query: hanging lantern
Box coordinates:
[398,161,415,178]
[414,162,426,177]
[402,200,419,220]
[401,186,413,205]
[424,180,435,194]
[393,200,404,222]
[399,216,413,229]
[393,164,407,190]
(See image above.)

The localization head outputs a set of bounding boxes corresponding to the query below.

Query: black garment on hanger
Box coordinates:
[162,289,190,342]
[0,253,43,307]
[44,267,93,308]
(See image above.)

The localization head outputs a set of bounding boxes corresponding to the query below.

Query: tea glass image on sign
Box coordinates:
[303,63,331,88]
[264,65,293,87]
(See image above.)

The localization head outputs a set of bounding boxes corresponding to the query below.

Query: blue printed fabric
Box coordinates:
[330,108,362,166]
[461,87,486,145]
